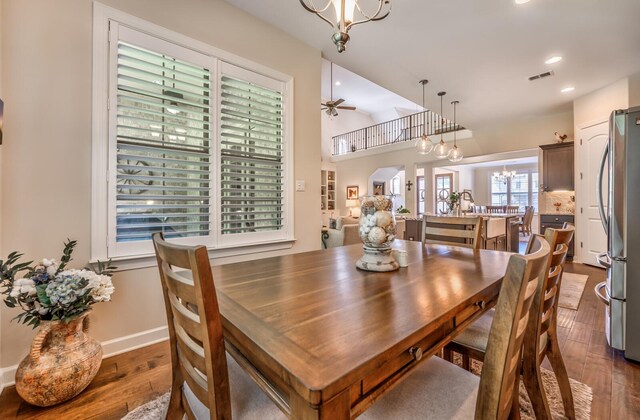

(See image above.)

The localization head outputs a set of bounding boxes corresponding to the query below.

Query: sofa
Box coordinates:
[324,217,406,249]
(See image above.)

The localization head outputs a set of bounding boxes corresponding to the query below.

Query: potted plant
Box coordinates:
[0,240,115,407]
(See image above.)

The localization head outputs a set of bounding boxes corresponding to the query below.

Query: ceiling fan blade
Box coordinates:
[333,98,345,106]
[337,106,356,110]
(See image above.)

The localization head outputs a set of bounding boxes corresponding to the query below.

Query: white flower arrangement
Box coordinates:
[0,240,115,327]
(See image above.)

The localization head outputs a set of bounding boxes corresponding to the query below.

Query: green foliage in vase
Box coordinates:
[0,240,116,328]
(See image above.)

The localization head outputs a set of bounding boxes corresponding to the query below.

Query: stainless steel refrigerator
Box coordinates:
[595,107,640,361]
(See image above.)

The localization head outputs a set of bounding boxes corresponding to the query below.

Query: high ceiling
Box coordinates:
[321,59,419,115]
[224,0,640,128]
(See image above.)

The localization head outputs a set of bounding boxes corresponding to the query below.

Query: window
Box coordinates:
[435,174,452,214]
[93,15,292,260]
[490,171,538,211]
[390,175,401,195]
[416,176,425,215]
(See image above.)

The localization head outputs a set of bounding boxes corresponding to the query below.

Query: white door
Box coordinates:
[579,121,609,267]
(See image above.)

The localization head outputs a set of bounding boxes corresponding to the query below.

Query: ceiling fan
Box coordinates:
[321,62,356,116]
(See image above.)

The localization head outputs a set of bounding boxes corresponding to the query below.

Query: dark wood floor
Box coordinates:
[0,263,638,419]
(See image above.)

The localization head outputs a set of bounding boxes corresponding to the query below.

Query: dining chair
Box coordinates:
[362,235,550,419]
[422,215,483,250]
[506,205,520,214]
[486,205,504,214]
[152,233,286,420]
[521,206,534,235]
[444,226,575,419]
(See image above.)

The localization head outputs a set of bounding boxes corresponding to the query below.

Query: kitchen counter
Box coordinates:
[539,212,575,216]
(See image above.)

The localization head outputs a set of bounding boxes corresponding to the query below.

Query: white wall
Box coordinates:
[0,0,321,372]
[321,109,375,161]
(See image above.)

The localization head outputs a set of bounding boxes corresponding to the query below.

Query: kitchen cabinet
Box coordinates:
[540,214,574,259]
[540,142,574,191]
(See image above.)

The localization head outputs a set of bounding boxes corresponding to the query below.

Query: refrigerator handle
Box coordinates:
[596,142,609,235]
[594,281,610,306]
[597,251,611,268]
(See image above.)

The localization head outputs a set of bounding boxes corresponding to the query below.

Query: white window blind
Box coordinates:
[219,64,286,241]
[113,28,214,251]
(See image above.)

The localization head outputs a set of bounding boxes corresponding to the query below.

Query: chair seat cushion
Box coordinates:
[184,353,286,420]
[453,309,494,352]
[361,356,479,419]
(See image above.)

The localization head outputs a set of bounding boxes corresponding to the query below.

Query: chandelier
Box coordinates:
[299,0,392,53]
[447,100,463,162]
[433,91,449,159]
[494,166,517,183]
[415,79,434,155]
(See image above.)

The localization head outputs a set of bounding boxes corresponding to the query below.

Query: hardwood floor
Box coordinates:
[0,262,639,419]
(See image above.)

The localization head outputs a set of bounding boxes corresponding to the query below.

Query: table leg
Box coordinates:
[290,389,351,419]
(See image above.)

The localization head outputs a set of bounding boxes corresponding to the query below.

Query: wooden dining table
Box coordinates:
[212,240,513,419]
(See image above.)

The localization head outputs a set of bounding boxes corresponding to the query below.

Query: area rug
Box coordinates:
[559,272,589,310]
[123,361,592,420]
[455,356,592,420]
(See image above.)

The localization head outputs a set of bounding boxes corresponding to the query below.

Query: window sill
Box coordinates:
[90,239,296,272]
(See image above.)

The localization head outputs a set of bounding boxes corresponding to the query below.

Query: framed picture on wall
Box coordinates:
[373,181,385,196]
[346,185,359,199]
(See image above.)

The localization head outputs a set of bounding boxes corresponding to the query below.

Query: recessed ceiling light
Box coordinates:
[561,87,575,93]
[335,81,341,86]
[545,56,563,65]
[515,0,531,4]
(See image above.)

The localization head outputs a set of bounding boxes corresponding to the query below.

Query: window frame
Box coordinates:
[92,3,294,266]
[489,169,539,211]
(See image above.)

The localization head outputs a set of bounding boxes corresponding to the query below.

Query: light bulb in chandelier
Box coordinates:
[434,139,449,159]
[448,145,463,162]
[415,134,434,155]
[447,100,463,162]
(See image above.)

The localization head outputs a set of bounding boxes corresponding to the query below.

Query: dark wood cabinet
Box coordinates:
[540,214,574,259]
[404,219,423,241]
[540,142,574,191]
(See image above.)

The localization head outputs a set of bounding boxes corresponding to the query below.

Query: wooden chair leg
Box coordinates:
[523,353,552,420]
[442,345,453,362]
[461,353,470,371]
[167,375,184,420]
[547,336,576,419]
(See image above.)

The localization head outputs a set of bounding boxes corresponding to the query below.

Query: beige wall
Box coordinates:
[0,0,4,373]
[335,109,573,216]
[0,0,321,369]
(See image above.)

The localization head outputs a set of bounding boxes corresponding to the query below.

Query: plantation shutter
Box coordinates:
[113,27,214,249]
[219,64,286,241]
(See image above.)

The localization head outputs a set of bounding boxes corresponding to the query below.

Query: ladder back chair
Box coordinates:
[422,215,484,250]
[152,233,285,420]
[522,225,576,419]
[362,236,551,419]
[444,226,575,419]
[486,205,505,214]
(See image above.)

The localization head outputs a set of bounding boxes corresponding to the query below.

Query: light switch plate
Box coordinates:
[295,180,306,192]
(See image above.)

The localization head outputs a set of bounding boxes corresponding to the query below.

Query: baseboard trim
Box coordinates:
[0,326,169,392]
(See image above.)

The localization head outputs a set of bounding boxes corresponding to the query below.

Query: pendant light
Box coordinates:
[447,100,463,162]
[415,79,434,155]
[433,91,449,159]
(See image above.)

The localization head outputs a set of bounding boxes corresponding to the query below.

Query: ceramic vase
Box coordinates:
[356,195,399,272]
[15,311,102,407]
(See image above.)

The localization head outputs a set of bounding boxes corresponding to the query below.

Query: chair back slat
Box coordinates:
[163,268,199,306]
[176,326,208,374]
[422,215,483,250]
[475,235,550,420]
[486,205,504,214]
[169,293,204,342]
[153,233,232,420]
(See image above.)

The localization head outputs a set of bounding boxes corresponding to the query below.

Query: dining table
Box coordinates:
[211,240,513,419]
